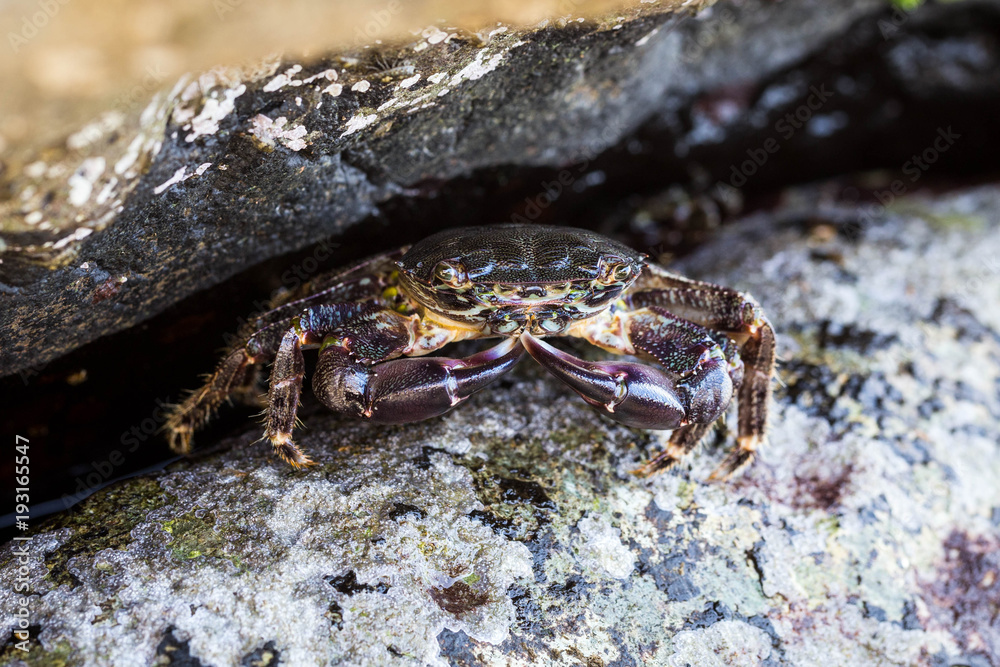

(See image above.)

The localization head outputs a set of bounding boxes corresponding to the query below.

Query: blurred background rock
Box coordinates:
[0,0,629,160]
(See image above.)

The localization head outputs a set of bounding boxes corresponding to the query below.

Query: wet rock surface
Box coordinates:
[3,184,999,666]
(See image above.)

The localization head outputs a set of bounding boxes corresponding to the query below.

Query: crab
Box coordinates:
[166,224,775,480]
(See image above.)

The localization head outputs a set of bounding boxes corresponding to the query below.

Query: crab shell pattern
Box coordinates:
[166,224,775,480]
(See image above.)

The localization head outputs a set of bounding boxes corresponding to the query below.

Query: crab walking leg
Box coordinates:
[521,331,687,430]
[245,263,396,333]
[625,310,745,477]
[263,303,415,466]
[312,337,525,424]
[264,330,312,466]
[710,320,776,480]
[632,422,714,476]
[165,320,297,456]
[624,276,776,479]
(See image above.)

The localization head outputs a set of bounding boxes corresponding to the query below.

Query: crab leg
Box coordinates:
[312,337,525,425]
[625,269,775,479]
[245,254,400,332]
[632,422,714,476]
[717,321,775,479]
[165,320,297,456]
[263,302,414,466]
[165,258,396,457]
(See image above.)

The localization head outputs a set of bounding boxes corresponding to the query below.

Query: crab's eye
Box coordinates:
[612,264,633,281]
[599,259,632,285]
[433,261,468,287]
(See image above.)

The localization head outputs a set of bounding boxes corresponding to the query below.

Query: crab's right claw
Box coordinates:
[521,331,687,430]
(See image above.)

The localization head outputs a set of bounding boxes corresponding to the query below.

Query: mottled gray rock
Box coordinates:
[1,0,904,377]
[3,184,999,666]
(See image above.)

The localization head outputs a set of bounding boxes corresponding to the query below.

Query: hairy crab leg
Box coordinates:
[164,260,396,457]
[164,319,298,456]
[263,303,415,466]
[555,305,743,476]
[713,320,774,480]
[312,337,525,425]
[246,255,400,332]
[631,422,714,477]
[624,270,775,479]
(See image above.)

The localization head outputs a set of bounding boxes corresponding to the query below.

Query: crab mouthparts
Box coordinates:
[486,282,580,304]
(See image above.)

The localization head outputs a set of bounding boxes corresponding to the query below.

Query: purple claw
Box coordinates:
[314,337,525,424]
[521,331,686,430]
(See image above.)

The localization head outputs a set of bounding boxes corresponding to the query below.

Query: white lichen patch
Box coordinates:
[262,64,304,92]
[249,115,309,151]
[424,26,451,45]
[67,157,106,207]
[181,83,246,143]
[666,620,773,667]
[303,68,338,83]
[340,113,378,137]
[377,97,401,112]
[573,513,635,580]
[49,226,94,250]
[152,163,212,195]
[450,49,507,86]
[635,27,660,46]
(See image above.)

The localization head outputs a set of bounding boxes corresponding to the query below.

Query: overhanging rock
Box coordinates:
[0,0,892,377]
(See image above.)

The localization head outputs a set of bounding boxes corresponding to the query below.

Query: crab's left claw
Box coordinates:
[521,331,688,429]
[313,336,526,425]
